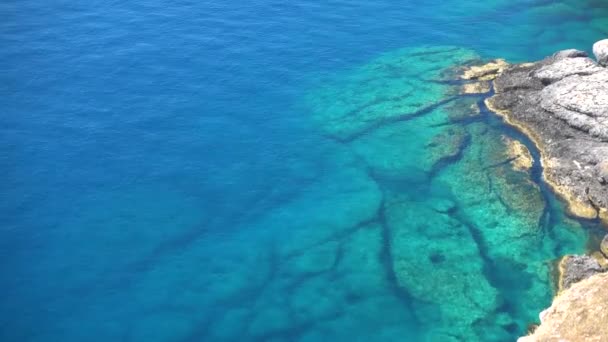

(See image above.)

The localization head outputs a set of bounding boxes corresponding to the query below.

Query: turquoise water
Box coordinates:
[1,0,607,341]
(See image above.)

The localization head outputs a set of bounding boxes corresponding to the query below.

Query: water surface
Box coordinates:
[2,0,607,341]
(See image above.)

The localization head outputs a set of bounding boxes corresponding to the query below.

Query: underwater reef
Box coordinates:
[485,39,608,341]
[304,45,591,341]
[29,44,605,342]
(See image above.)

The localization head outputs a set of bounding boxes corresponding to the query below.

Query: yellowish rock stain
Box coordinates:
[460,59,509,81]
[460,81,491,94]
[501,135,533,172]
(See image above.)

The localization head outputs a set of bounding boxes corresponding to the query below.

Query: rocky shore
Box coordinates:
[519,272,608,342]
[486,39,608,223]
[485,40,608,341]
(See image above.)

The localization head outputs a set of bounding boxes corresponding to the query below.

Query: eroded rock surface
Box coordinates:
[557,255,604,292]
[593,39,608,66]
[459,59,509,81]
[519,272,608,342]
[601,234,608,258]
[486,41,608,222]
[502,135,534,172]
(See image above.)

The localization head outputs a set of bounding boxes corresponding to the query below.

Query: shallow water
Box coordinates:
[1,0,608,341]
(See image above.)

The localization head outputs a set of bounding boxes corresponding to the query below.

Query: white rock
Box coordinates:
[593,39,608,66]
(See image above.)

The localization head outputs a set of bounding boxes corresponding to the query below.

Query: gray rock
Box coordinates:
[601,235,608,258]
[487,42,608,221]
[593,39,608,66]
[559,255,603,290]
[552,49,588,60]
[530,57,603,84]
[540,71,608,140]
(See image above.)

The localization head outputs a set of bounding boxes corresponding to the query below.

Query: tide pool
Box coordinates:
[1,0,608,341]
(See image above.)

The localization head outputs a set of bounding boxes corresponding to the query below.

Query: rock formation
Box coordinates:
[486,43,608,223]
[502,135,534,172]
[308,46,479,141]
[557,255,604,292]
[518,272,608,342]
[601,234,608,258]
[593,39,608,66]
[497,40,608,341]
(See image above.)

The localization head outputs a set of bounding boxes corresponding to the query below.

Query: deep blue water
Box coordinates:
[2,0,607,341]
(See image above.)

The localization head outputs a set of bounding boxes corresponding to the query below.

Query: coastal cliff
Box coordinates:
[486,39,608,223]
[484,40,608,341]
[518,272,608,342]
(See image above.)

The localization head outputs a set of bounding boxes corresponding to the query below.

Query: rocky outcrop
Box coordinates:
[601,235,608,258]
[518,272,608,342]
[459,59,509,81]
[491,43,608,341]
[502,135,534,172]
[486,41,608,223]
[593,39,608,66]
[557,255,604,292]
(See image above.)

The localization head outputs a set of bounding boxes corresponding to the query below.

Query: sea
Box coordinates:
[2,0,608,341]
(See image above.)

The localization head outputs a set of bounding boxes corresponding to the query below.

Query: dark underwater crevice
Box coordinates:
[176,242,282,342]
[448,206,531,332]
[282,215,379,260]
[480,90,557,241]
[485,171,514,215]
[428,130,471,179]
[331,96,460,143]
[376,196,424,325]
[356,158,428,324]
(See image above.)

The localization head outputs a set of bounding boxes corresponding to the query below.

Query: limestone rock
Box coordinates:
[460,81,491,94]
[557,255,603,292]
[502,135,534,172]
[486,40,608,223]
[518,272,608,342]
[593,38,608,66]
[551,49,588,60]
[530,57,603,84]
[540,71,608,140]
[460,59,509,81]
[601,235,608,258]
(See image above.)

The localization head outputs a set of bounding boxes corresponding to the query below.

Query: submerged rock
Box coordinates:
[384,193,500,341]
[349,103,469,180]
[445,97,481,122]
[502,136,534,172]
[519,272,608,342]
[434,120,570,328]
[557,255,604,292]
[460,81,491,94]
[307,46,479,141]
[486,40,608,223]
[430,198,456,214]
[459,59,509,81]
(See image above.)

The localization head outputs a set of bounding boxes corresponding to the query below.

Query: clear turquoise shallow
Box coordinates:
[1,0,607,341]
